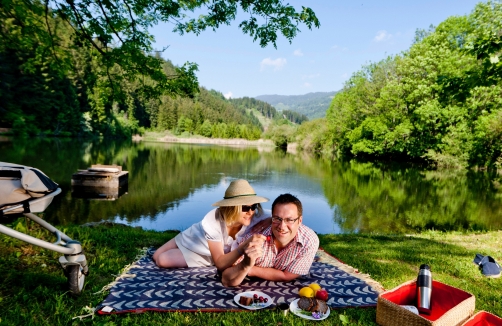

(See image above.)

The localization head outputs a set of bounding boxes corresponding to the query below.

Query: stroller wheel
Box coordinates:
[67,265,85,295]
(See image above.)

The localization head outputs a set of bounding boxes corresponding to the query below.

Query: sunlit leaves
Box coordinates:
[3,0,319,105]
[172,0,322,49]
[323,1,502,168]
[3,0,317,137]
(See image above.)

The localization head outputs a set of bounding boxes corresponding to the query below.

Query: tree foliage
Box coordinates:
[230,97,281,119]
[263,118,296,147]
[230,96,308,125]
[3,0,319,99]
[281,109,308,124]
[0,0,319,139]
[298,1,502,169]
[255,91,336,119]
[152,87,263,139]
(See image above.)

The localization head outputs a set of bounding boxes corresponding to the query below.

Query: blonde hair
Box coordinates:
[219,204,264,226]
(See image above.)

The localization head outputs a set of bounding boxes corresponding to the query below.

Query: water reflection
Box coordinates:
[132,176,339,234]
[1,138,501,234]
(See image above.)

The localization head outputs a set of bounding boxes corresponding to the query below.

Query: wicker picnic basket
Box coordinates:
[376,280,475,326]
[461,311,502,325]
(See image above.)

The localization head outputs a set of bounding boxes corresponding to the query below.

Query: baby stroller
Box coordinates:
[0,162,88,295]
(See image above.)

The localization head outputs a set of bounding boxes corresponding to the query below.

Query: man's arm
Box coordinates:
[221,255,254,287]
[221,239,264,287]
[247,266,300,282]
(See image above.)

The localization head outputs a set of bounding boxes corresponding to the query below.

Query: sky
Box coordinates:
[150,0,482,99]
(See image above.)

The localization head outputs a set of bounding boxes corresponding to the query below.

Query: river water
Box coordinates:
[2,137,501,234]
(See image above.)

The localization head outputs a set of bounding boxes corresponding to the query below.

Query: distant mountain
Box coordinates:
[254,91,338,119]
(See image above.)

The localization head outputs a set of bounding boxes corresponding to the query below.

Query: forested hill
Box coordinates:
[229,97,308,125]
[0,0,263,139]
[255,91,337,119]
[153,86,263,139]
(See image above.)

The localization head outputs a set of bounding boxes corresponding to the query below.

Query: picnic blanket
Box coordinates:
[96,248,384,315]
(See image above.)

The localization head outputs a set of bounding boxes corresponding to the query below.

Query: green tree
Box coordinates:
[320,2,502,169]
[212,122,228,138]
[466,1,502,84]
[12,0,319,100]
[264,119,296,148]
[295,118,331,154]
[1,0,319,138]
[198,119,213,137]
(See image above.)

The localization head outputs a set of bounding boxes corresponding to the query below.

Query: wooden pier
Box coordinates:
[71,164,128,189]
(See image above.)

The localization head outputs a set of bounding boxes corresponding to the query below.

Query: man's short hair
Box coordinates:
[272,193,303,217]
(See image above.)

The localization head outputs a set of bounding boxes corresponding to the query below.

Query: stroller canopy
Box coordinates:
[0,162,59,215]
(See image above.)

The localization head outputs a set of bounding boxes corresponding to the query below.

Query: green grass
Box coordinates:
[0,218,501,325]
[140,131,176,141]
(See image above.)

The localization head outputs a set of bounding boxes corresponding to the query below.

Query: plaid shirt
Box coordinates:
[237,224,319,275]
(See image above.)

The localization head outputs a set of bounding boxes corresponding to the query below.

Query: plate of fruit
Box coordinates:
[234,291,273,310]
[290,283,330,320]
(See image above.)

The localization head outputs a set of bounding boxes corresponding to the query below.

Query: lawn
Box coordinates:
[0,218,501,325]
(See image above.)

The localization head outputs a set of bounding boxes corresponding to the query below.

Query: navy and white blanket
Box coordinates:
[97,250,381,314]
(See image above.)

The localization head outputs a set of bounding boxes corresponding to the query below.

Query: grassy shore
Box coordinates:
[0,218,501,325]
[134,131,276,147]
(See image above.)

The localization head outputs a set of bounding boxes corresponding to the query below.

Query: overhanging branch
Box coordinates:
[64,0,107,55]
[96,0,125,44]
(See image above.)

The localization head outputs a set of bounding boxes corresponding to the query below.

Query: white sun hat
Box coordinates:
[212,179,269,207]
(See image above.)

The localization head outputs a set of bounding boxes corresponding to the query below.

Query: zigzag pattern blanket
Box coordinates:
[97,249,382,314]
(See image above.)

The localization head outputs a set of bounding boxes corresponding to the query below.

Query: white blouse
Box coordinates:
[175,208,271,257]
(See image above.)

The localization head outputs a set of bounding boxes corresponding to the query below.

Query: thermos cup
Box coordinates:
[416,264,432,314]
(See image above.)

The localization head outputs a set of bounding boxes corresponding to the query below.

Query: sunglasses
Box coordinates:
[242,204,258,212]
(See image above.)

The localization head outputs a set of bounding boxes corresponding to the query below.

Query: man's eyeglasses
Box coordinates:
[242,204,258,212]
[271,216,300,225]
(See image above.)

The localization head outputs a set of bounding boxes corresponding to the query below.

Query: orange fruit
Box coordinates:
[298,286,315,298]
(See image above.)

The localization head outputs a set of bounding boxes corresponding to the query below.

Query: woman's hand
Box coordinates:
[249,217,272,234]
[240,234,266,251]
[242,241,264,267]
[221,235,265,287]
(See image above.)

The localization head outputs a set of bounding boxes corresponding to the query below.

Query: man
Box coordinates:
[222,193,319,287]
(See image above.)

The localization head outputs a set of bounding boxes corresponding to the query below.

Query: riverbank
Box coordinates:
[134,131,274,147]
[0,219,500,325]
[133,131,303,153]
[0,130,279,149]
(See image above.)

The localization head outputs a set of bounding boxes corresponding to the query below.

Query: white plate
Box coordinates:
[234,291,273,310]
[290,298,330,321]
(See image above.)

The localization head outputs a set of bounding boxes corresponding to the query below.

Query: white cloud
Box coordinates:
[341,73,349,79]
[374,30,392,42]
[260,57,287,71]
[293,49,304,56]
[223,91,233,99]
[303,82,312,88]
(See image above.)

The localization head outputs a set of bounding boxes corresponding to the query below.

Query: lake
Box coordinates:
[2,137,501,234]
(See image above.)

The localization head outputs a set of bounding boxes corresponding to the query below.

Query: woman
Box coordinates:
[153,179,270,271]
